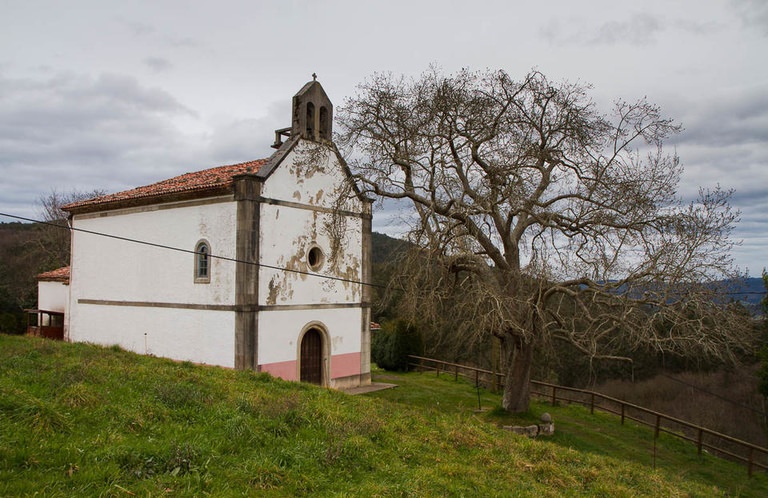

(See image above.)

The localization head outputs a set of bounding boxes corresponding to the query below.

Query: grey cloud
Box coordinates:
[0,69,304,222]
[163,35,198,48]
[587,13,663,45]
[674,19,724,36]
[731,0,768,35]
[144,57,173,72]
[670,86,768,148]
[540,11,727,47]
[540,12,665,46]
[0,73,195,157]
[206,101,290,165]
[0,71,205,217]
[119,17,198,48]
[75,73,194,114]
[662,85,768,275]
[121,19,155,37]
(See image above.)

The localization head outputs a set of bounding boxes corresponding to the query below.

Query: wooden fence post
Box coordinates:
[551,386,557,406]
[748,448,754,478]
[590,393,595,414]
[621,403,625,425]
[697,428,703,455]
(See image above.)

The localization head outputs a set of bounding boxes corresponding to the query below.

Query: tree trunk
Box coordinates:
[501,338,534,413]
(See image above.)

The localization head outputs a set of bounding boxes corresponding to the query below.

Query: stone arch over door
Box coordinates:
[297,322,330,386]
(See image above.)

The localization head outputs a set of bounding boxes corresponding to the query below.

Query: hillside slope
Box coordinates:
[0,335,748,496]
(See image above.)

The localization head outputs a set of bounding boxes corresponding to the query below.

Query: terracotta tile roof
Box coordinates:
[37,266,70,283]
[64,159,268,212]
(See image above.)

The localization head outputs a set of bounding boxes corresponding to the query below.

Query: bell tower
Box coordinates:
[292,75,333,142]
[272,75,334,149]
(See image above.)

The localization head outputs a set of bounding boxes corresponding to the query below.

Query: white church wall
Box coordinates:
[68,198,238,365]
[71,304,235,367]
[70,198,237,305]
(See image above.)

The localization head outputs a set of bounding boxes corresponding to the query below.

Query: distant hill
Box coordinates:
[725,277,766,315]
[371,231,410,264]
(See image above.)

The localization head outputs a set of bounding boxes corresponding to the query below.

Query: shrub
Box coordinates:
[372,320,423,371]
[0,312,20,335]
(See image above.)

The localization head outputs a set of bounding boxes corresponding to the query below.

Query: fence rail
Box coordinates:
[407,355,768,476]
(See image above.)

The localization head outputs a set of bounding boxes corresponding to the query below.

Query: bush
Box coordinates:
[371,320,423,371]
[0,312,21,335]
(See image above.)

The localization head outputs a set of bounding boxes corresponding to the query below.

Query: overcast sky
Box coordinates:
[1,0,766,275]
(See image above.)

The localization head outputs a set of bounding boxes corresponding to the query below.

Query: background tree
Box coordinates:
[0,223,40,333]
[0,189,104,334]
[338,68,752,412]
[758,270,768,398]
[35,189,106,269]
[371,319,424,372]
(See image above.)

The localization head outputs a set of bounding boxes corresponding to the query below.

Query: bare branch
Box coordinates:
[337,68,747,412]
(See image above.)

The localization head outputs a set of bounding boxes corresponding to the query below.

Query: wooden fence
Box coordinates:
[407,355,768,476]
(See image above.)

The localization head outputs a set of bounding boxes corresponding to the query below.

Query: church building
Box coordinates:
[60,80,372,389]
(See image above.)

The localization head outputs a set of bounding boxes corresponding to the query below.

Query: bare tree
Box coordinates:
[36,189,105,269]
[338,68,752,412]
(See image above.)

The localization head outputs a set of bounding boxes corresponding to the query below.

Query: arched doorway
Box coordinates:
[300,327,323,385]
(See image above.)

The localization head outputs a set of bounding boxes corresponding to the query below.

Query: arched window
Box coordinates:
[305,102,315,139]
[195,240,211,283]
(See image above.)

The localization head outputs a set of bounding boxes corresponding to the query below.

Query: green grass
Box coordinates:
[0,335,762,497]
[369,369,768,497]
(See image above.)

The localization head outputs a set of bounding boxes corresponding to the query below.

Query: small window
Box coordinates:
[307,245,325,271]
[195,240,211,283]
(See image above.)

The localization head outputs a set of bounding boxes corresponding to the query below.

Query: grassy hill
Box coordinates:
[1,335,765,496]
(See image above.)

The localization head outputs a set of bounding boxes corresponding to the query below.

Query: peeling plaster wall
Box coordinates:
[259,204,363,306]
[257,139,368,384]
[259,142,364,307]
[262,142,362,212]
[68,199,238,366]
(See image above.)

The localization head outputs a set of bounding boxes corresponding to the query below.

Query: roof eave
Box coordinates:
[65,184,235,216]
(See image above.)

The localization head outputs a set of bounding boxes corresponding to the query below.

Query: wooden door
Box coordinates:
[300,328,323,385]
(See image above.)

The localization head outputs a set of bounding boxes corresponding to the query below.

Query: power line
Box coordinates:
[0,212,386,290]
[2,211,764,297]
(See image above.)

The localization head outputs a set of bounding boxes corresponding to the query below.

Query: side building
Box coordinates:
[61,80,372,388]
[26,266,70,340]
